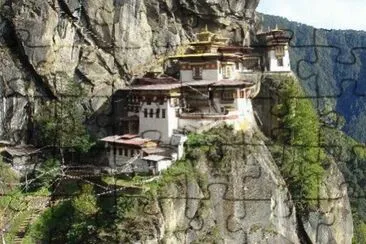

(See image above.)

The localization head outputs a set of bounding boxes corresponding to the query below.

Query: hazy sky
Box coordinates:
[257,0,366,31]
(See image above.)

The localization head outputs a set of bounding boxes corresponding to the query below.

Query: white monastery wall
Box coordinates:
[139,100,178,144]
[181,70,193,82]
[202,69,218,80]
[157,160,173,172]
[268,49,291,72]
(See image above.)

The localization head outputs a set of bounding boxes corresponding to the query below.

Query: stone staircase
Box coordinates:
[12,197,50,244]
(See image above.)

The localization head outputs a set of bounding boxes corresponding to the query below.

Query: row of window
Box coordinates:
[128,96,166,105]
[144,108,166,118]
[192,63,241,80]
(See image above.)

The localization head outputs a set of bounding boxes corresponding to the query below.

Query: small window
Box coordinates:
[223,66,232,78]
[118,148,123,155]
[149,109,154,118]
[236,62,240,70]
[222,91,234,100]
[277,58,284,67]
[240,91,245,98]
[113,148,116,155]
[147,98,152,105]
[275,46,285,57]
[131,149,135,156]
[156,108,160,118]
[124,149,128,157]
[162,109,166,118]
[193,66,202,79]
[144,109,148,118]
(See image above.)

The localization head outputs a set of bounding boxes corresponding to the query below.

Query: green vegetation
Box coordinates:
[261,13,366,143]
[35,80,95,162]
[262,13,366,241]
[0,158,19,194]
[321,126,366,242]
[27,184,100,243]
[267,75,327,213]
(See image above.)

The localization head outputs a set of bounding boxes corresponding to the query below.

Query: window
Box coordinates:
[144,109,148,118]
[113,147,116,155]
[149,109,154,118]
[275,46,285,57]
[162,109,166,118]
[131,149,135,156]
[277,58,284,67]
[222,91,234,100]
[118,148,123,155]
[235,62,240,70]
[124,149,128,157]
[240,91,245,98]
[156,108,160,118]
[147,98,152,105]
[193,66,202,79]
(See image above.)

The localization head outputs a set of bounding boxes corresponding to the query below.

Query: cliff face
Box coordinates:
[117,128,301,243]
[0,1,354,243]
[0,0,259,143]
[253,74,354,243]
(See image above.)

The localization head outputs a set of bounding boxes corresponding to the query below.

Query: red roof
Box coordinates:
[120,134,139,139]
[121,83,182,91]
[120,76,182,91]
[133,77,180,85]
[213,79,254,87]
[100,135,152,147]
[184,80,254,87]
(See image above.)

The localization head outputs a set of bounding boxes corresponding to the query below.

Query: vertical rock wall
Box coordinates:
[0,0,259,143]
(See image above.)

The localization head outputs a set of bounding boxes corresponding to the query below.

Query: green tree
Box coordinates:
[270,75,326,213]
[67,184,99,243]
[0,158,19,194]
[35,80,95,164]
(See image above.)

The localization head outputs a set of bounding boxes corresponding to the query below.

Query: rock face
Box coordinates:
[302,161,353,244]
[119,129,301,243]
[253,74,354,243]
[0,1,354,243]
[0,0,259,143]
[159,134,300,243]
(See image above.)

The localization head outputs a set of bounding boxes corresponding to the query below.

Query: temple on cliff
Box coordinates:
[100,27,291,174]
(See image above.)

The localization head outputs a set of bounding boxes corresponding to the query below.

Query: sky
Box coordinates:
[257,0,366,31]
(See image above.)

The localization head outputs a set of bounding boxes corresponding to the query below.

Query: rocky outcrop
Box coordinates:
[0,0,260,143]
[118,128,301,243]
[159,137,299,243]
[253,73,354,243]
[302,161,353,244]
[0,1,354,243]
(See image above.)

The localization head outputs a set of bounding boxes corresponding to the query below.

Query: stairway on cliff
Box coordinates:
[12,196,49,244]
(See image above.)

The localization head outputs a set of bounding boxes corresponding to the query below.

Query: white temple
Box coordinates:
[100,27,291,174]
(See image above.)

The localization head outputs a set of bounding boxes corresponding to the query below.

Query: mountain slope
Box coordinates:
[260,13,366,143]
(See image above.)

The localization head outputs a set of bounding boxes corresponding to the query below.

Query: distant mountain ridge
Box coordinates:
[260,13,366,143]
